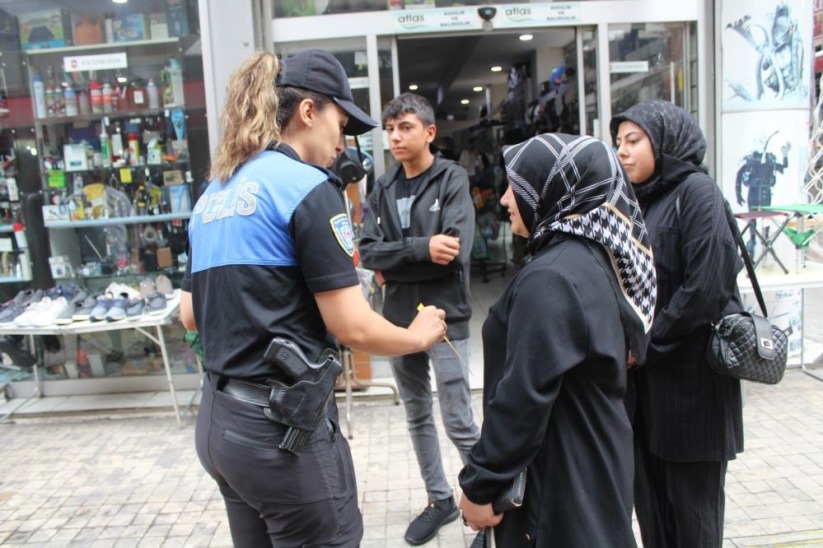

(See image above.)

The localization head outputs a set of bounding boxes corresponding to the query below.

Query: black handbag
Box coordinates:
[706,202,788,385]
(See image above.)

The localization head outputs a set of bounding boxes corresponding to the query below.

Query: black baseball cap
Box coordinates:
[277,49,379,136]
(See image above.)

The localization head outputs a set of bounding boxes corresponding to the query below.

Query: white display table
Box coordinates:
[0,291,185,424]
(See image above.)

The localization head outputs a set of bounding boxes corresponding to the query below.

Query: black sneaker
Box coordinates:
[471,528,488,548]
[404,496,459,546]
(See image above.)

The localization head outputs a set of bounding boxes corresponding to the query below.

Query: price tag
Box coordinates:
[120,168,132,183]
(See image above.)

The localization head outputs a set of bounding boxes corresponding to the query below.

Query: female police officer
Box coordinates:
[179,50,447,547]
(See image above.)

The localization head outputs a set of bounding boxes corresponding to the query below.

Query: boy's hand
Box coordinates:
[429,234,460,265]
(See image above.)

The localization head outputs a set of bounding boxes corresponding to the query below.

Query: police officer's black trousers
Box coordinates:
[195,372,363,547]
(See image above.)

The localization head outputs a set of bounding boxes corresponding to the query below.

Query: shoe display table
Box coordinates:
[0,290,184,423]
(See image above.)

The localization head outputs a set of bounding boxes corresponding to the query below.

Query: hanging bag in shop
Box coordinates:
[706,201,788,385]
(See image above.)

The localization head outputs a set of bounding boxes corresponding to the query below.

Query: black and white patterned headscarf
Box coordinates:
[504,133,657,345]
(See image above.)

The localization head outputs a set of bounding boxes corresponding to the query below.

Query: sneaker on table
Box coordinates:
[154,274,173,298]
[55,289,91,325]
[104,282,140,300]
[146,292,167,315]
[105,294,131,322]
[72,294,100,322]
[32,296,70,327]
[0,289,40,325]
[125,298,145,321]
[89,295,114,322]
[139,278,156,300]
[14,297,53,327]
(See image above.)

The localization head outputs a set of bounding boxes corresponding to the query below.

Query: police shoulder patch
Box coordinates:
[330,213,354,257]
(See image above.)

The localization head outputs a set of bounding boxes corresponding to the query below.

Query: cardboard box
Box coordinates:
[19,9,72,50]
[148,12,169,40]
[156,247,173,269]
[165,0,191,37]
[113,13,147,43]
[163,169,183,186]
[64,144,89,172]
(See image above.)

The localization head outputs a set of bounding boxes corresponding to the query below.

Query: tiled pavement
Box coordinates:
[1,261,823,547]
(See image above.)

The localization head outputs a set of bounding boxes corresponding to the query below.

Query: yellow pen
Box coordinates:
[417,302,465,366]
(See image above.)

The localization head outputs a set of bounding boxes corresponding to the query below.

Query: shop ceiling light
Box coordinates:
[461,99,470,105]
[473,86,483,92]
[112,0,128,3]
[409,84,418,90]
[490,66,503,72]
[519,34,533,41]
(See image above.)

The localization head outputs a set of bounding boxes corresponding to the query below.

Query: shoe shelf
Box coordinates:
[45,212,191,229]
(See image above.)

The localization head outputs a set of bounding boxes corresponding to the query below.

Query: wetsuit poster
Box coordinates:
[721,0,812,111]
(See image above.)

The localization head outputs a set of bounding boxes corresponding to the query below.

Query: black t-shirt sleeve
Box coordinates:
[291,181,360,293]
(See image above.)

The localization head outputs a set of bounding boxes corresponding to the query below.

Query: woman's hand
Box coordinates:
[627,351,637,369]
[408,305,447,350]
[459,493,503,531]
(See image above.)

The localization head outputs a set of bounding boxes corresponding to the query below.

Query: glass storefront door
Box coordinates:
[608,22,698,116]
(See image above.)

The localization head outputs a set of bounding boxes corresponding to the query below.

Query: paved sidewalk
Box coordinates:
[0,367,822,547]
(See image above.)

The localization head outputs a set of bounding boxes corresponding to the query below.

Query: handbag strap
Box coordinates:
[721,200,769,317]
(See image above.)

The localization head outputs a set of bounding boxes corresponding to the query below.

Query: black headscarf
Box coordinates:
[504,133,657,357]
[609,101,707,203]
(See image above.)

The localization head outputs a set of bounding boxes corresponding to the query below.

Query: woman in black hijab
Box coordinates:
[458,133,656,547]
[611,101,744,548]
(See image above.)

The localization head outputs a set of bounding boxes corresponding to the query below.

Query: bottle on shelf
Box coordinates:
[102,82,113,113]
[78,87,90,116]
[64,85,78,117]
[112,81,121,112]
[130,79,146,111]
[111,123,124,162]
[128,132,140,166]
[32,73,46,119]
[146,78,160,110]
[45,84,55,117]
[100,129,111,168]
[90,80,102,114]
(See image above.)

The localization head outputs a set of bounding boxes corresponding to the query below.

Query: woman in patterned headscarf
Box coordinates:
[458,133,656,547]
[611,101,744,548]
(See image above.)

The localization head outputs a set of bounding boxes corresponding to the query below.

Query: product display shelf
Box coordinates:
[0,224,15,234]
[33,107,177,126]
[23,38,179,56]
[45,212,191,229]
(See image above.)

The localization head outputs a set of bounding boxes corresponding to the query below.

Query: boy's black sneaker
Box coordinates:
[404,496,459,545]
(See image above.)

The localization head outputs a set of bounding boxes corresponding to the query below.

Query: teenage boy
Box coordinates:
[359,93,481,546]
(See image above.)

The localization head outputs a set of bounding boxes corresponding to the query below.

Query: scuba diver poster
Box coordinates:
[721,0,813,111]
[721,110,809,214]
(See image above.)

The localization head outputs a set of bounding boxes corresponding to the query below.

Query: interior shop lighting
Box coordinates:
[461,99,470,105]
[519,34,533,41]
[112,0,128,3]
[409,84,419,90]
[490,66,503,72]
[473,86,484,92]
